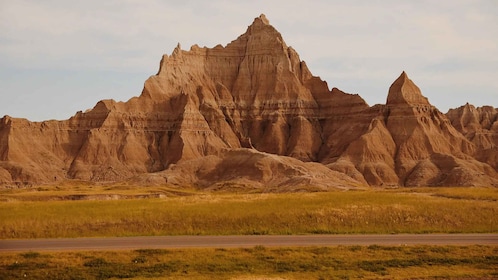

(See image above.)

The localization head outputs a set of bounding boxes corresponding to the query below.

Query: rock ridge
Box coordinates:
[387,71,430,106]
[0,15,497,189]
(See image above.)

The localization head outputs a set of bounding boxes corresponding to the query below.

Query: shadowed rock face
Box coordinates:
[1,14,497,189]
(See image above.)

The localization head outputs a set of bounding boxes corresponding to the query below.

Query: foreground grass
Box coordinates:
[1,245,497,279]
[1,187,497,238]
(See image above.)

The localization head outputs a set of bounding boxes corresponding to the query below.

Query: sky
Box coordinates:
[1,0,497,121]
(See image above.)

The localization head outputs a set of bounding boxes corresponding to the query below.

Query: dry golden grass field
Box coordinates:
[0,184,497,279]
[1,185,497,238]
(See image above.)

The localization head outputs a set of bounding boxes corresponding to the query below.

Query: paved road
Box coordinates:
[1,234,497,252]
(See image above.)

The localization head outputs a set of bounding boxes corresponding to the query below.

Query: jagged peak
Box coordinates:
[463,102,476,111]
[245,14,280,36]
[447,102,475,114]
[250,14,270,26]
[386,71,430,106]
[1,115,12,126]
[172,43,182,57]
[92,99,116,113]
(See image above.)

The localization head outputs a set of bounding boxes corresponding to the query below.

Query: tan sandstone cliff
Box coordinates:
[1,14,497,189]
[446,104,498,172]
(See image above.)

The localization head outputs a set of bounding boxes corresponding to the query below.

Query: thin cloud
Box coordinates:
[0,0,496,120]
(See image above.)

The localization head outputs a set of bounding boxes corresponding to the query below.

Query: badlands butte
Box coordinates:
[1,14,497,190]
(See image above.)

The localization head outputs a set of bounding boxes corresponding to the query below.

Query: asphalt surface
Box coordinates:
[1,234,497,252]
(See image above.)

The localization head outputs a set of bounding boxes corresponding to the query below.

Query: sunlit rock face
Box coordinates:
[446,104,498,172]
[0,14,497,189]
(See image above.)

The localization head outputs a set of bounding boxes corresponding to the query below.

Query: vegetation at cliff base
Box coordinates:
[1,187,497,238]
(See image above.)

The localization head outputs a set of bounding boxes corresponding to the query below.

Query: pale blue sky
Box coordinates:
[1,0,497,121]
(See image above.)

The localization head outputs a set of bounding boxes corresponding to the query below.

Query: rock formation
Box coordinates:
[0,14,497,189]
[446,104,498,171]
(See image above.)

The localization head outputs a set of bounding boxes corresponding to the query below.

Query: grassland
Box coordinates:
[1,186,497,238]
[1,245,497,279]
[1,185,497,279]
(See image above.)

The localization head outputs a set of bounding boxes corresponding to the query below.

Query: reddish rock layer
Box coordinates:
[0,14,497,189]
